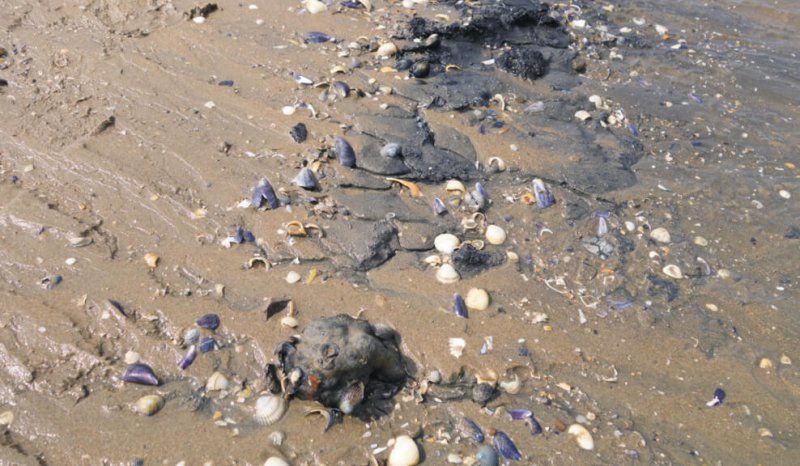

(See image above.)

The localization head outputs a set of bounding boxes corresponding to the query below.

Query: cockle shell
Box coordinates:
[485,225,506,245]
[387,435,420,466]
[436,263,460,284]
[567,424,594,450]
[445,179,466,194]
[434,233,460,254]
[662,264,683,279]
[376,42,398,58]
[465,288,489,311]
[135,394,165,416]
[264,457,291,466]
[206,371,229,392]
[254,394,288,425]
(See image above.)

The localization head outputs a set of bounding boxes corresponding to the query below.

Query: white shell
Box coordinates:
[445,179,466,194]
[376,42,398,58]
[281,316,299,328]
[254,395,288,426]
[650,227,671,243]
[135,394,164,416]
[434,233,460,254]
[485,225,506,245]
[567,424,595,450]
[285,271,301,284]
[387,435,420,466]
[206,371,229,391]
[588,95,603,109]
[264,457,291,466]
[448,338,466,358]
[662,264,683,279]
[436,263,460,284]
[575,110,592,121]
[423,255,442,267]
[500,375,521,394]
[465,288,489,311]
[124,350,141,365]
[303,0,327,14]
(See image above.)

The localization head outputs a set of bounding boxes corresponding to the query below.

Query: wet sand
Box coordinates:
[0,0,798,464]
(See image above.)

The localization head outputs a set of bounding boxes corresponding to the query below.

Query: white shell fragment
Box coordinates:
[650,227,671,243]
[387,435,420,466]
[303,0,327,14]
[434,233,461,254]
[264,457,291,466]
[485,225,506,245]
[436,263,460,284]
[662,264,683,279]
[567,424,595,450]
[206,371,229,392]
[574,110,592,121]
[445,179,466,194]
[465,288,490,311]
[281,316,299,328]
[654,24,669,36]
[254,395,288,426]
[286,271,302,284]
[448,338,466,358]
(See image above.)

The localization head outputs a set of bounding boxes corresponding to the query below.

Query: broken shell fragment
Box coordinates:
[650,227,671,243]
[135,394,165,416]
[493,431,521,461]
[264,457,291,466]
[122,363,159,386]
[567,424,594,450]
[465,288,489,311]
[177,345,197,370]
[285,221,308,237]
[206,371,229,392]
[196,313,220,331]
[436,263,460,284]
[445,179,466,194]
[662,264,683,279]
[434,233,460,254]
[143,253,159,268]
[449,338,466,358]
[485,225,506,245]
[532,178,555,208]
[252,178,280,209]
[291,167,319,191]
[381,143,402,158]
[281,316,299,328]
[303,0,326,14]
[452,293,468,318]
[387,434,420,466]
[254,394,288,425]
[574,110,592,121]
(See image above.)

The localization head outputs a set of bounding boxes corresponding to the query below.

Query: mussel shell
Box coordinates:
[507,409,532,420]
[122,363,159,386]
[331,80,350,98]
[199,336,216,353]
[493,431,521,461]
[433,197,448,215]
[291,167,319,191]
[380,142,402,158]
[254,394,288,425]
[395,58,413,71]
[252,178,280,209]
[333,137,356,168]
[305,31,333,43]
[289,122,308,143]
[471,383,495,405]
[177,345,197,370]
[475,182,489,200]
[196,313,220,331]
[452,293,468,318]
[532,178,555,209]
[411,60,430,78]
[526,416,543,435]
[457,416,484,443]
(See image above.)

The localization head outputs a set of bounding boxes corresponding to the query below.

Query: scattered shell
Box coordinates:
[247,256,270,270]
[445,179,466,194]
[68,236,93,247]
[487,157,506,172]
[499,375,521,394]
[475,445,498,466]
[456,416,484,443]
[254,395,288,426]
[662,264,683,279]
[568,424,594,450]
[291,167,319,190]
[654,24,669,36]
[286,271,302,284]
[196,313,220,331]
[0,411,14,426]
[269,431,286,446]
[423,255,442,267]
[252,178,280,209]
[281,316,299,328]
[780,355,792,365]
[485,225,506,245]
[476,369,498,387]
[144,253,159,268]
[381,143,402,158]
[206,371,229,392]
[650,227,671,243]
[493,431,521,461]
[433,197,448,215]
[532,178,555,208]
[285,221,308,237]
[759,357,773,369]
[706,387,726,407]
[449,338,466,358]
[199,336,216,353]
[124,350,141,365]
[436,263,460,284]
[303,0,326,14]
[410,60,430,78]
[461,212,486,232]
[264,457,291,466]
[452,293,468,318]
[465,288,489,311]
[333,136,356,167]
[386,177,422,197]
[434,234,460,254]
[178,345,197,370]
[376,42,398,58]
[693,236,709,246]
[122,363,159,386]
[135,394,165,416]
[574,110,592,121]
[387,435,420,466]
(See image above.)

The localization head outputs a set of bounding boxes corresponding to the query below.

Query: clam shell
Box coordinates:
[567,424,594,450]
[662,264,683,279]
[303,0,326,14]
[387,435,420,466]
[264,457,291,466]
[281,316,299,328]
[135,394,165,416]
[436,263,460,284]
[485,225,506,245]
[376,42,398,58]
[445,179,466,194]
[650,227,671,243]
[434,233,460,254]
[254,394,288,426]
[465,288,489,311]
[499,375,521,394]
[206,371,229,392]
[381,142,402,158]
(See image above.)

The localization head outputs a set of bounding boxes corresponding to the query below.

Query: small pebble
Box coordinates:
[693,236,708,246]
[0,411,13,426]
[662,264,683,279]
[705,303,719,312]
[65,257,77,265]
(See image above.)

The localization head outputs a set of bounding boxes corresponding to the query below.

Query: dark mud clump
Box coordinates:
[495,46,548,80]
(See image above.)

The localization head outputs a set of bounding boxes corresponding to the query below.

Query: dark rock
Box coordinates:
[290,123,308,143]
[451,244,506,277]
[323,219,400,271]
[496,46,548,80]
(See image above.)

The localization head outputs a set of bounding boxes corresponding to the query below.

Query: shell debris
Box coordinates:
[387,434,420,466]
[143,252,159,268]
[567,423,594,450]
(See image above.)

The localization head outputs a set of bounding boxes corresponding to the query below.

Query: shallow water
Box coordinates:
[0,0,797,464]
